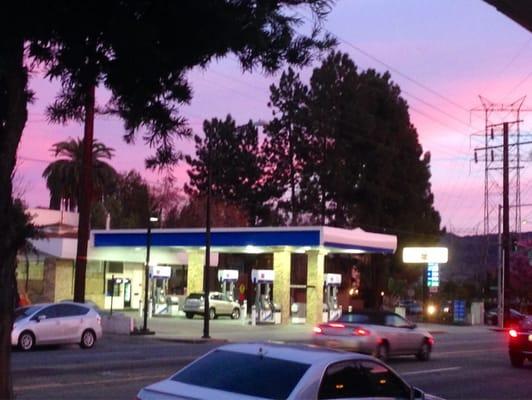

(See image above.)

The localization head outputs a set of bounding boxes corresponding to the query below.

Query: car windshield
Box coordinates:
[14,305,42,321]
[187,293,204,300]
[171,349,310,399]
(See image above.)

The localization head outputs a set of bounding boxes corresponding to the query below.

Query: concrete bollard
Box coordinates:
[241,301,247,325]
[251,305,257,326]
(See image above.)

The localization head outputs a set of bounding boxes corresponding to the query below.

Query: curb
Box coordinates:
[489,327,508,332]
[428,330,447,335]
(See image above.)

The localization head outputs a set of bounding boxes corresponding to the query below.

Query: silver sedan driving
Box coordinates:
[312,310,434,361]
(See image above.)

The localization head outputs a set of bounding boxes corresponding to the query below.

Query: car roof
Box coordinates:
[216,342,374,364]
[18,302,90,310]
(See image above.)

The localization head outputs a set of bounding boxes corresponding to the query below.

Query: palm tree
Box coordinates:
[43,138,118,211]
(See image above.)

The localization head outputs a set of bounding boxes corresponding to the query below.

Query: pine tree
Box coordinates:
[186,116,280,225]
[263,67,308,225]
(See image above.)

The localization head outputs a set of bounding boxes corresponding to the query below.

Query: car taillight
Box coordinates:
[509,329,518,338]
[352,327,370,336]
[313,326,323,334]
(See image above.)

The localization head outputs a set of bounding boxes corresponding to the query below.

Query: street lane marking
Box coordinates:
[15,373,169,391]
[434,348,503,356]
[401,366,461,376]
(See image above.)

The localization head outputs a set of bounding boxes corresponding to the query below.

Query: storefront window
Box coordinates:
[106,279,121,297]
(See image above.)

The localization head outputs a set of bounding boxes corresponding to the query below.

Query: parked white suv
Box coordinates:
[183,292,241,320]
[12,302,103,351]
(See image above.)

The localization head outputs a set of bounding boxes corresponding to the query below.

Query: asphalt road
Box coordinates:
[10,328,532,400]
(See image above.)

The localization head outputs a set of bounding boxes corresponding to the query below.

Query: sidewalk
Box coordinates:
[124,312,494,343]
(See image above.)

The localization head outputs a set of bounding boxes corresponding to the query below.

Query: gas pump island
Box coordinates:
[218,269,239,301]
[148,265,172,316]
[324,273,342,322]
[251,269,281,324]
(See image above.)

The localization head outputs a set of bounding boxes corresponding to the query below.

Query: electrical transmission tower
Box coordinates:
[472,96,532,236]
[471,96,532,327]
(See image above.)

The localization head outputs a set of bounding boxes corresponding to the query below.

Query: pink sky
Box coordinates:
[16,0,532,235]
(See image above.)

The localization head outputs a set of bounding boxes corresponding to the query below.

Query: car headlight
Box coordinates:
[427,304,437,315]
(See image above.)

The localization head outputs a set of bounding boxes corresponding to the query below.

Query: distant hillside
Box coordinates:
[439,231,532,284]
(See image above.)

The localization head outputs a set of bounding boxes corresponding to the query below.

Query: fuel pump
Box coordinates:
[324,273,342,321]
[251,269,276,323]
[218,269,239,301]
[149,265,172,315]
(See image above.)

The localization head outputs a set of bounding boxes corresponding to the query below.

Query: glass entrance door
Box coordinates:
[124,279,132,308]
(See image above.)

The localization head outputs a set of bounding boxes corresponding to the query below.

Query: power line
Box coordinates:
[328,33,476,117]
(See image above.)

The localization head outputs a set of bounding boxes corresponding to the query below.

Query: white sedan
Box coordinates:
[137,342,442,400]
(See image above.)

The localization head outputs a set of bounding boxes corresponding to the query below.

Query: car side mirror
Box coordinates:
[411,386,425,400]
[36,315,47,322]
[409,323,417,329]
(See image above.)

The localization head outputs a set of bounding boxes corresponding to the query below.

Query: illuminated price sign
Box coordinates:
[427,263,439,288]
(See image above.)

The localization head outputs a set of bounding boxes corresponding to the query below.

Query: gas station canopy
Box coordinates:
[91,226,397,255]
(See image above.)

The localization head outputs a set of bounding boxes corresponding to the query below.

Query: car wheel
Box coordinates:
[416,340,431,361]
[185,312,194,319]
[18,331,35,351]
[231,308,241,320]
[209,308,216,320]
[80,329,96,349]
[375,342,389,362]
[510,352,525,368]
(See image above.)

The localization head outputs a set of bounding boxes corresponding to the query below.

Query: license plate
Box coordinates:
[326,340,339,347]
[528,335,532,342]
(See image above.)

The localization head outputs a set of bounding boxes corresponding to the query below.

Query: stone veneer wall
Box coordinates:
[273,249,291,324]
[306,250,326,325]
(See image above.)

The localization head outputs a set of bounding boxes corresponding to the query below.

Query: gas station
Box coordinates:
[89,225,397,325]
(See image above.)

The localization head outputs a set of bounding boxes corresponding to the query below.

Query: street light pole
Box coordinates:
[203,135,212,339]
[140,216,158,334]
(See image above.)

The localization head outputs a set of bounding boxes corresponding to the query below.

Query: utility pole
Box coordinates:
[474,118,532,328]
[471,97,532,313]
[502,122,510,327]
[203,135,212,339]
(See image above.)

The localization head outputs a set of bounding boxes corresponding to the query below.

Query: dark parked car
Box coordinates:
[485,308,525,326]
[508,315,532,367]
[398,300,423,316]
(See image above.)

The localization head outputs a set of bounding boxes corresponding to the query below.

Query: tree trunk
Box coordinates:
[73,84,95,303]
[289,126,297,226]
[0,36,28,400]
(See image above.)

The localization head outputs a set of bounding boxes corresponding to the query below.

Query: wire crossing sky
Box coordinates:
[17,0,532,235]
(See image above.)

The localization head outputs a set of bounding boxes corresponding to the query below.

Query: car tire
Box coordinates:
[375,342,389,362]
[185,312,194,319]
[416,340,431,361]
[18,331,35,351]
[80,329,96,349]
[231,308,241,320]
[510,352,525,368]
[209,308,216,320]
